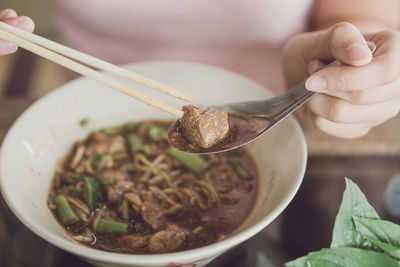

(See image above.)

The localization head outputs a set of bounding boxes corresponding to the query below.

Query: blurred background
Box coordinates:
[1,1,400,267]
[0,0,67,98]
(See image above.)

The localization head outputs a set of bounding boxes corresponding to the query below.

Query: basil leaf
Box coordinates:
[331,178,379,248]
[353,216,400,247]
[285,247,399,267]
[366,238,400,260]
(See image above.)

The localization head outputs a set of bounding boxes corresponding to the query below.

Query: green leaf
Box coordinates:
[331,178,379,248]
[83,176,103,210]
[285,247,399,267]
[169,147,208,174]
[127,134,144,154]
[79,118,90,128]
[353,216,400,247]
[148,125,167,139]
[366,238,400,260]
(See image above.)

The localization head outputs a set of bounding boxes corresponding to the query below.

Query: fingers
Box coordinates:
[309,113,373,139]
[283,22,374,89]
[306,31,400,92]
[317,76,400,105]
[3,15,35,32]
[306,94,400,124]
[306,54,400,92]
[295,22,372,66]
[0,9,35,56]
[327,22,372,66]
[0,9,17,19]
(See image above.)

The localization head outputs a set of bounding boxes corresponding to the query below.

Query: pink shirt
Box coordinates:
[51,0,313,94]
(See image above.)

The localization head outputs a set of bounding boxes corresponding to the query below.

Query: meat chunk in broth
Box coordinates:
[180,105,229,148]
[140,192,166,231]
[148,224,187,253]
[120,235,151,249]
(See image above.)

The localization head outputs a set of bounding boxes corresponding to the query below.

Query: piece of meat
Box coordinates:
[85,134,126,156]
[140,194,166,231]
[148,224,187,253]
[120,235,151,249]
[180,105,229,148]
[108,135,126,154]
[107,181,134,203]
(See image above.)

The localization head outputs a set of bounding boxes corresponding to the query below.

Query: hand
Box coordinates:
[282,22,400,138]
[0,9,34,55]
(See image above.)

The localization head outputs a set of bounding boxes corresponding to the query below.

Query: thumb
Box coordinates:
[327,22,372,66]
[295,22,372,67]
[282,22,372,89]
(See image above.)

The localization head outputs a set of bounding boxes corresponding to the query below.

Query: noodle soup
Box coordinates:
[48,120,258,254]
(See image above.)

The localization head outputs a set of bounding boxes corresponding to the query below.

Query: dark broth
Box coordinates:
[48,120,258,254]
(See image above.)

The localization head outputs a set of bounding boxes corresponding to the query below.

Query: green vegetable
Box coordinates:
[169,148,208,174]
[148,125,167,139]
[286,177,400,266]
[69,173,84,181]
[230,162,251,180]
[83,176,103,210]
[127,134,144,154]
[331,178,379,249]
[103,127,121,135]
[90,154,103,169]
[366,238,400,260]
[353,216,400,248]
[79,118,90,128]
[96,219,128,235]
[125,122,137,130]
[55,195,79,225]
[82,229,93,238]
[192,226,203,234]
[286,247,399,267]
[143,144,153,156]
[103,177,115,186]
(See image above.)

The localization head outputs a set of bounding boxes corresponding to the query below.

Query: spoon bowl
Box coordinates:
[168,80,313,154]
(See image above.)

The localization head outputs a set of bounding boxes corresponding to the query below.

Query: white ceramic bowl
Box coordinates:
[0,61,306,267]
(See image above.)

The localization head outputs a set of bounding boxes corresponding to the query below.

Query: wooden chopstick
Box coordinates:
[0,22,191,103]
[0,26,184,118]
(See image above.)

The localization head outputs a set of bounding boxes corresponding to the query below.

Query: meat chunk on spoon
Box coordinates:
[180,105,229,148]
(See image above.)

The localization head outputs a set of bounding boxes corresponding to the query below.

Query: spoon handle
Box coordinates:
[210,79,315,120]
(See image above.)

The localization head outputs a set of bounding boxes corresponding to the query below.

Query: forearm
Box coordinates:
[312,0,400,32]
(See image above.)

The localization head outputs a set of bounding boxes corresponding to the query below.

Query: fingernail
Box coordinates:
[306,76,326,91]
[0,9,17,19]
[345,43,370,61]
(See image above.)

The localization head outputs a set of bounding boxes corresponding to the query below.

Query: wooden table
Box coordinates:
[1,97,400,157]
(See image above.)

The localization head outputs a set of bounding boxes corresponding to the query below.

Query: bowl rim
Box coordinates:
[0,61,307,265]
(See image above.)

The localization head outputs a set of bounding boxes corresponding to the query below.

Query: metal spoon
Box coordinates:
[169,43,376,154]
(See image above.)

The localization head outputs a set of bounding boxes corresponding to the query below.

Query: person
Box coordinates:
[1,0,399,139]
